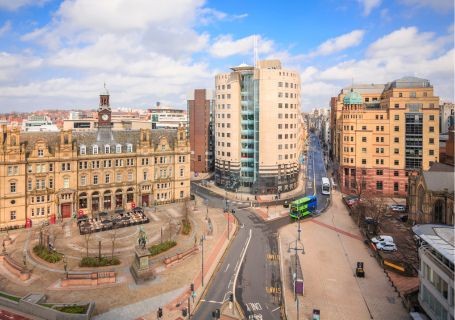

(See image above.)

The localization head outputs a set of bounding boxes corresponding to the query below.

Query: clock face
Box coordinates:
[101,114,109,121]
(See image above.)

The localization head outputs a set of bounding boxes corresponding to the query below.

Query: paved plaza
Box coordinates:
[280,188,410,320]
[0,197,232,319]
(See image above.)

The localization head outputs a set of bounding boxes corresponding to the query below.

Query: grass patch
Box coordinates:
[148,240,177,256]
[79,256,120,267]
[181,219,191,235]
[54,305,88,314]
[0,291,21,302]
[33,244,63,263]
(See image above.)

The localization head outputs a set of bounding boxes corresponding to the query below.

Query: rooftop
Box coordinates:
[422,171,454,193]
[412,224,454,264]
[385,76,432,90]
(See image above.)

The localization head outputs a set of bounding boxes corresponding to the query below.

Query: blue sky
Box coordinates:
[0,0,453,112]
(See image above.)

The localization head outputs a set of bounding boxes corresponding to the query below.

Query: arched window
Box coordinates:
[417,185,425,212]
[127,187,134,203]
[92,192,99,212]
[79,192,88,209]
[80,145,86,155]
[116,144,122,153]
[434,200,445,224]
[115,189,123,208]
[92,145,99,155]
[103,190,112,210]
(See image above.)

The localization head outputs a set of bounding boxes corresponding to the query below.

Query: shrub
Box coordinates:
[0,291,21,302]
[54,305,88,314]
[148,240,177,256]
[182,219,191,235]
[33,244,63,263]
[79,256,120,267]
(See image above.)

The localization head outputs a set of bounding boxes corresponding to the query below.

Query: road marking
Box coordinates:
[233,229,252,305]
[247,302,263,311]
[272,306,281,312]
[224,264,230,272]
[267,254,279,261]
[200,299,223,304]
[266,287,281,294]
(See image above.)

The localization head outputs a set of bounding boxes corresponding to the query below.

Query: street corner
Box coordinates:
[252,206,290,221]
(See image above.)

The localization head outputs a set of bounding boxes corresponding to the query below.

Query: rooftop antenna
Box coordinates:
[253,35,259,67]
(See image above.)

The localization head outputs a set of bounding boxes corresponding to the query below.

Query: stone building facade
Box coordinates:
[0,89,190,228]
[408,163,454,225]
[332,77,440,197]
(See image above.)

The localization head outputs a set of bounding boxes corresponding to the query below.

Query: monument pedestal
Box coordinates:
[130,246,155,284]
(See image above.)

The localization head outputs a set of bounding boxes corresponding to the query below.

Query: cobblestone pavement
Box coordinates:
[0,197,234,319]
[279,187,409,320]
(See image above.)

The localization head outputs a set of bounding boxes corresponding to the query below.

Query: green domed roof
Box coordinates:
[343,90,362,105]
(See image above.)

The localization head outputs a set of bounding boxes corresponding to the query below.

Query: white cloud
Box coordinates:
[399,0,454,13]
[357,0,381,16]
[0,0,48,11]
[209,34,274,58]
[307,30,365,58]
[0,21,11,36]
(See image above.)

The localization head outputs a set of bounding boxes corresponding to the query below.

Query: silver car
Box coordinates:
[376,242,397,252]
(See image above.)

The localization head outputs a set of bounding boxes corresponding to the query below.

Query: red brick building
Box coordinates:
[187,89,214,174]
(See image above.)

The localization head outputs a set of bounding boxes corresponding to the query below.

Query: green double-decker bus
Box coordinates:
[289,196,317,219]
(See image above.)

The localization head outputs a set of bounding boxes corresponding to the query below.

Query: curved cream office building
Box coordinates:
[214,60,302,194]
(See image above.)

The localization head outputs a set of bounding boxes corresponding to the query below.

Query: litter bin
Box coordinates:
[356,261,365,277]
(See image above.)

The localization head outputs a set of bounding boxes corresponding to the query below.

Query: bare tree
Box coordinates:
[84,231,92,257]
[110,229,117,260]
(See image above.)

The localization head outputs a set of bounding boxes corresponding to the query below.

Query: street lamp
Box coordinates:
[200,235,205,287]
[288,239,305,320]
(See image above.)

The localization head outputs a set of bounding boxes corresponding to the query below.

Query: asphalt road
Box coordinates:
[192,134,329,319]
[305,133,330,211]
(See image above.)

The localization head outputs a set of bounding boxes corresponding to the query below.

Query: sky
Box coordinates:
[0,0,453,112]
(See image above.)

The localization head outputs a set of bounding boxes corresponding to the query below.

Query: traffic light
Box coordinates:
[229,293,233,302]
[157,307,163,318]
[190,283,194,292]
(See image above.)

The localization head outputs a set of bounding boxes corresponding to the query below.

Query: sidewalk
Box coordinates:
[279,188,409,320]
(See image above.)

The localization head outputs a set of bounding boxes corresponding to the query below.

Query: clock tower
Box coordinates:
[98,83,112,128]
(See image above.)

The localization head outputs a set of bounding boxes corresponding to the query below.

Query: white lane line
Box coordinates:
[200,299,223,304]
[272,306,280,312]
[225,264,230,273]
[233,229,253,305]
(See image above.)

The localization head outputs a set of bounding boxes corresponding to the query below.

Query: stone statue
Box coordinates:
[138,226,147,249]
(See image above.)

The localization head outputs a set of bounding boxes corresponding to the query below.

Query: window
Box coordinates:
[362,137,367,142]
[429,126,434,132]
[394,137,399,143]
[93,145,99,154]
[10,211,16,220]
[116,144,122,153]
[63,177,70,188]
[180,168,184,177]
[10,181,16,193]
[394,103,399,109]
[49,163,53,172]
[143,171,148,181]
[394,126,399,132]
[362,126,366,130]
[376,181,383,190]
[394,115,399,120]
[429,115,434,121]
[38,149,44,157]
[394,182,399,192]
[80,145,86,155]
[49,178,53,189]
[105,174,110,184]
[81,176,86,186]
[429,150,434,156]
[394,160,399,165]
[394,171,399,177]
[127,144,133,152]
[116,172,122,182]
[104,145,110,154]
[398,92,402,97]
[93,175,98,185]
[128,172,133,181]
[394,149,399,154]
[28,179,32,191]
[376,170,383,175]
[362,159,366,164]
[362,148,366,153]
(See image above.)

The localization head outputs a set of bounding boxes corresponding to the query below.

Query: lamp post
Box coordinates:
[63,254,68,279]
[297,215,302,242]
[288,239,305,320]
[200,235,205,287]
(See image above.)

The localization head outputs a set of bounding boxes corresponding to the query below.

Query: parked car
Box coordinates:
[376,242,397,252]
[371,235,394,244]
[343,195,361,207]
[390,204,407,212]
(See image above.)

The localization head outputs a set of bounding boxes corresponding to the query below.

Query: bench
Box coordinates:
[61,271,116,287]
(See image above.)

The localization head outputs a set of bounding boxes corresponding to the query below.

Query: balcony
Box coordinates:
[241,129,254,135]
